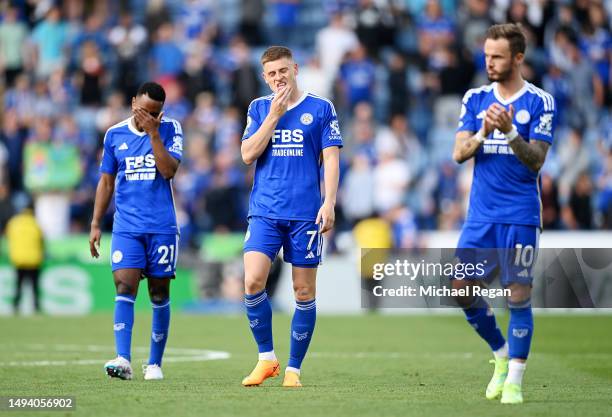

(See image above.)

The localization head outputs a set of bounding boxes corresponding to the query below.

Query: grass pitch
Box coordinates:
[1,313,611,417]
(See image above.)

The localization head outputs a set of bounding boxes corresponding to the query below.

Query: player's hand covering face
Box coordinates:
[132,94,164,135]
[269,84,293,119]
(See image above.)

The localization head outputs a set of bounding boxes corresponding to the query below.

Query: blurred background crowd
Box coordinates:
[0,0,611,252]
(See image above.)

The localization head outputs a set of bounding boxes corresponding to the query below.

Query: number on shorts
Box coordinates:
[306,230,317,251]
[514,244,535,268]
[158,244,175,264]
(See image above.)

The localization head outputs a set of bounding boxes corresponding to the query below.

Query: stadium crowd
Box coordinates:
[0,0,611,250]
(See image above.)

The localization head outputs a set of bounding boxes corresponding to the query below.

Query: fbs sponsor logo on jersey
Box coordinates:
[271,129,304,157]
[125,154,156,181]
[534,113,553,137]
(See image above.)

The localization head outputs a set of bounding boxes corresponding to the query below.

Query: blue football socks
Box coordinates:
[463,295,506,352]
[149,298,171,366]
[245,290,274,355]
[288,299,317,371]
[114,294,135,361]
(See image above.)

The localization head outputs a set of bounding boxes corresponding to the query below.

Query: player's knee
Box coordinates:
[148,285,169,303]
[506,283,531,305]
[293,284,315,301]
[116,281,137,297]
[244,277,266,295]
[451,280,475,308]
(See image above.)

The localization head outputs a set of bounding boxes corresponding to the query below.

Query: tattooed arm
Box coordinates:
[507,136,550,173]
[488,103,549,172]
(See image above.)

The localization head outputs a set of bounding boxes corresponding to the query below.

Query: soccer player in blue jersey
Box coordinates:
[89,82,183,381]
[453,23,557,404]
[240,46,342,387]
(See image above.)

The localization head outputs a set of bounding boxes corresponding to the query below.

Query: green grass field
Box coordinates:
[1,313,611,417]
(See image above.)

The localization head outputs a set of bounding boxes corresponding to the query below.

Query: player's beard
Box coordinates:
[487,65,513,83]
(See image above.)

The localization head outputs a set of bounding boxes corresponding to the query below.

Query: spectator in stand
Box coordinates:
[316,12,359,90]
[563,172,594,230]
[108,11,148,102]
[29,6,68,78]
[150,22,184,78]
[0,5,28,87]
[339,44,376,110]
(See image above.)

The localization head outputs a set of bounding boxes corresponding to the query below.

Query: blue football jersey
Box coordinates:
[100,117,183,234]
[457,81,557,227]
[243,92,343,221]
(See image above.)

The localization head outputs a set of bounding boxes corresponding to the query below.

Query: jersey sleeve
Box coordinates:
[242,99,263,141]
[457,90,478,133]
[321,101,343,149]
[529,94,557,144]
[100,130,117,174]
[164,118,184,161]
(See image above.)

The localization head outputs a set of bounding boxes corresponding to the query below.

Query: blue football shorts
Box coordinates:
[454,222,539,286]
[243,216,322,268]
[110,232,179,278]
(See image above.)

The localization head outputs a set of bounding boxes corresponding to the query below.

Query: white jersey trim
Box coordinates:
[287,90,309,110]
[493,81,529,105]
[127,116,146,137]
[307,93,338,116]
[526,83,555,112]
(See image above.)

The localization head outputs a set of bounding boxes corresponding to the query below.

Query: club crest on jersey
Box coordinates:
[515,109,530,124]
[300,113,313,125]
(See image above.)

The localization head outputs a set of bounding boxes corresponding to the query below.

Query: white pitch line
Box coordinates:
[0,344,230,367]
[309,352,474,359]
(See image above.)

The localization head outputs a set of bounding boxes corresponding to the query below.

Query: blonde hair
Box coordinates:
[261,46,293,65]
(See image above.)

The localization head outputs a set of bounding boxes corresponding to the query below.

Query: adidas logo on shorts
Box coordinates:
[305,251,315,259]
